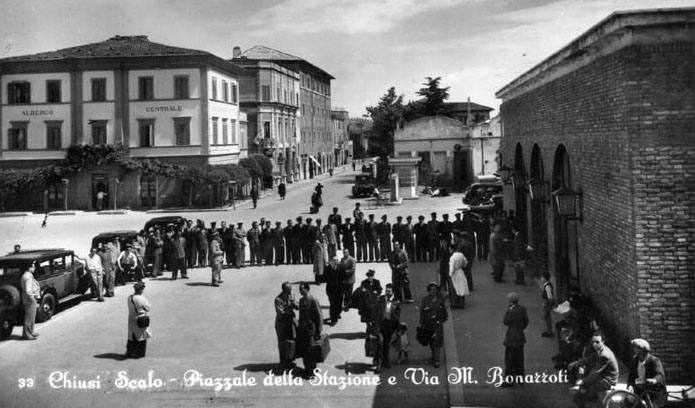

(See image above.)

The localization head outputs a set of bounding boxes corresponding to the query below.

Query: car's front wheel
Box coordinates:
[0,317,13,340]
[37,293,57,322]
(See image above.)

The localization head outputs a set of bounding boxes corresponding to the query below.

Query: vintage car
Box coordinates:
[461,182,504,213]
[352,174,377,198]
[91,230,139,250]
[0,249,89,340]
[143,215,187,231]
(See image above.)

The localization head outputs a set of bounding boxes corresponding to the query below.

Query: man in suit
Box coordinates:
[209,232,224,286]
[292,217,304,264]
[501,292,529,387]
[354,216,367,262]
[284,219,294,265]
[341,248,356,310]
[378,283,401,369]
[627,338,666,408]
[297,283,323,378]
[391,216,404,250]
[247,221,261,266]
[390,242,413,303]
[402,216,415,263]
[426,212,440,261]
[327,207,343,250]
[569,331,619,408]
[377,215,392,262]
[275,282,298,371]
[271,221,285,265]
[365,214,379,262]
[413,215,427,262]
[324,256,345,325]
[340,218,355,257]
[220,221,235,267]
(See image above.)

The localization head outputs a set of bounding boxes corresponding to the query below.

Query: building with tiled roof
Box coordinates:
[233,45,335,179]
[0,35,248,210]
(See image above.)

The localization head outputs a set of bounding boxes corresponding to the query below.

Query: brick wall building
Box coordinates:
[496,8,695,382]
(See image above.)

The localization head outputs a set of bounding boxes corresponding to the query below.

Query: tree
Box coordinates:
[140,159,177,209]
[404,76,452,122]
[365,87,405,158]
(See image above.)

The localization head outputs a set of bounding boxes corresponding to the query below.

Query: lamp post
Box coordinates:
[527,178,548,202]
[113,178,120,210]
[552,186,583,221]
[61,178,69,211]
[497,164,513,184]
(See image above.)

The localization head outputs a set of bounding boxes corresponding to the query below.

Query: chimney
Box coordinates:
[233,46,241,58]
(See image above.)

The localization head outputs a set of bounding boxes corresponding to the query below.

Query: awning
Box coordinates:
[309,155,322,168]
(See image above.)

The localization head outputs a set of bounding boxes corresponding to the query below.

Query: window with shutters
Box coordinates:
[8,82,30,104]
[8,122,28,149]
[46,121,63,149]
[138,77,154,100]
[91,78,107,101]
[91,120,108,145]
[46,80,61,103]
[139,119,155,147]
[174,117,191,145]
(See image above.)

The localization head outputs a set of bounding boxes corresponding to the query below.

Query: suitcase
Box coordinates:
[310,206,318,214]
[310,333,331,363]
[365,333,381,358]
[281,339,296,361]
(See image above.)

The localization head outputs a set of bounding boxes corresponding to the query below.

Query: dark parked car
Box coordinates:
[0,249,89,340]
[461,182,503,213]
[91,230,139,250]
[143,216,187,231]
[352,174,376,198]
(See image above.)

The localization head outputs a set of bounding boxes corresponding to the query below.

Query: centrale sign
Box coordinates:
[145,106,183,113]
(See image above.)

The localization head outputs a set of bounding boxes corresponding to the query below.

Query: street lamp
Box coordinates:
[511,171,526,191]
[61,178,69,211]
[497,164,513,184]
[527,178,549,202]
[552,186,583,222]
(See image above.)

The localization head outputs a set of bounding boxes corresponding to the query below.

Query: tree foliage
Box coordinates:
[365,87,404,158]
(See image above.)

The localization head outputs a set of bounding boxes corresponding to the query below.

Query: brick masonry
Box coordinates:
[498,35,695,382]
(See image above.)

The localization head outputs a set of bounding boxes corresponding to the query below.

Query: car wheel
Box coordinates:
[37,293,57,322]
[0,317,13,340]
[0,285,21,308]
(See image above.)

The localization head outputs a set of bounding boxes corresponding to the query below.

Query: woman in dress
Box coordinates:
[420,282,448,368]
[126,281,151,358]
[449,244,470,308]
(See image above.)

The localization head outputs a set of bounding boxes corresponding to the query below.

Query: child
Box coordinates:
[391,322,410,364]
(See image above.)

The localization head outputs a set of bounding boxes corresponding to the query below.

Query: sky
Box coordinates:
[0,0,692,117]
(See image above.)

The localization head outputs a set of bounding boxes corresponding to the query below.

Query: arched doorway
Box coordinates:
[529,144,548,277]
[551,145,579,300]
[513,144,528,235]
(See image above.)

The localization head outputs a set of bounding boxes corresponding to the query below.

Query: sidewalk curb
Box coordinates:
[443,314,466,408]
[0,212,32,218]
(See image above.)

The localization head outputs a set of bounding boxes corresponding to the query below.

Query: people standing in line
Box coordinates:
[366,214,379,262]
[163,228,178,275]
[251,186,259,209]
[458,232,476,292]
[209,232,224,287]
[247,221,261,266]
[323,219,338,258]
[490,224,507,283]
[275,282,298,372]
[511,224,529,285]
[378,283,401,369]
[402,216,415,263]
[278,182,287,200]
[284,219,295,265]
[426,213,440,262]
[312,233,328,285]
[341,248,356,310]
[188,221,199,268]
[97,245,115,298]
[303,218,315,264]
[413,215,428,262]
[150,229,165,276]
[438,213,453,251]
[220,221,235,268]
[627,338,667,408]
[540,272,555,337]
[272,221,285,266]
[20,262,40,340]
[293,216,305,264]
[352,202,364,221]
[390,242,413,303]
[377,215,392,262]
[296,283,323,379]
[76,248,104,302]
[501,292,529,387]
[392,216,404,252]
[182,221,194,268]
[568,331,619,408]
[126,281,151,359]
[233,222,246,268]
[324,256,345,325]
[341,218,356,258]
[449,244,470,309]
[475,215,491,261]
[420,282,448,368]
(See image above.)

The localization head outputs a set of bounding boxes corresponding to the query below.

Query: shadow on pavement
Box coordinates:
[94,353,127,361]
[185,282,213,287]
[233,363,277,373]
[335,362,376,375]
[328,332,365,340]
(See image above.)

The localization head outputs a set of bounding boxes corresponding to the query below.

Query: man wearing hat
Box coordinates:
[327,207,343,250]
[340,218,355,257]
[354,215,367,262]
[377,214,392,262]
[402,216,415,262]
[426,213,440,262]
[324,255,345,325]
[627,338,666,407]
[233,222,246,268]
[246,221,261,266]
[413,215,427,262]
[284,219,295,265]
[420,282,447,368]
[292,217,305,264]
[209,231,224,286]
[365,214,379,262]
[501,292,529,387]
[391,216,404,250]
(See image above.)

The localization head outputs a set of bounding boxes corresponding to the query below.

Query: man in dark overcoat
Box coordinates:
[297,283,323,378]
[501,292,529,387]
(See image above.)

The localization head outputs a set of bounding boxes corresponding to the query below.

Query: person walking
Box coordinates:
[278,182,287,200]
[490,224,507,282]
[233,222,246,268]
[209,232,224,286]
[449,244,469,308]
[501,292,529,387]
[540,272,555,337]
[324,256,345,325]
[76,248,104,302]
[378,284,401,369]
[341,248,356,310]
[390,242,413,303]
[126,282,151,359]
[296,283,323,378]
[20,262,40,340]
[251,185,259,209]
[275,282,298,371]
[420,282,447,368]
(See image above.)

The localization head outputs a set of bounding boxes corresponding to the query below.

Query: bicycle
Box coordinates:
[602,384,694,408]
[366,194,386,209]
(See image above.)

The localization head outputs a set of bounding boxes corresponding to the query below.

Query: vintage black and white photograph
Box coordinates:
[0,1,693,407]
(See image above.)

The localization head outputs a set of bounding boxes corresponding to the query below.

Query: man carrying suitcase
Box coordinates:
[275,282,298,372]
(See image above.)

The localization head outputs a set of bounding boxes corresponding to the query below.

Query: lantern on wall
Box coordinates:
[552,186,583,221]
[511,171,526,191]
[497,164,513,184]
[527,178,548,202]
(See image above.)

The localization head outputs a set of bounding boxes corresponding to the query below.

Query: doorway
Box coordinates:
[92,174,109,211]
